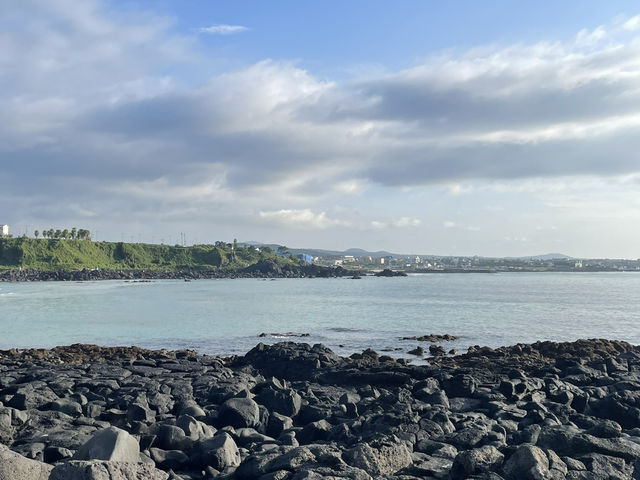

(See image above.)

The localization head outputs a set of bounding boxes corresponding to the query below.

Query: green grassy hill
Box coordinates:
[0,237,295,271]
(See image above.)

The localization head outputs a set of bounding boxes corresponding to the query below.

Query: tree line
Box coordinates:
[34,228,91,240]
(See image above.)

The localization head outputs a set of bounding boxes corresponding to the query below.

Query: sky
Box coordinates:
[2,1,640,257]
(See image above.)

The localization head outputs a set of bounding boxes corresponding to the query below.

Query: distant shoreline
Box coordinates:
[0,263,360,282]
[1,266,637,282]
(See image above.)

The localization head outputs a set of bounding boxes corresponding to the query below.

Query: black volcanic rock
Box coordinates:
[374,269,408,277]
[0,338,639,479]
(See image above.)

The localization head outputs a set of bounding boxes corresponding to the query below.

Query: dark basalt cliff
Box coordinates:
[0,260,357,282]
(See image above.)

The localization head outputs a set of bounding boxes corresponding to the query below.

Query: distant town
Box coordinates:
[256,244,640,273]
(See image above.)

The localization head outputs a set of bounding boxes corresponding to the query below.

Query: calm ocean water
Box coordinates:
[1,272,639,359]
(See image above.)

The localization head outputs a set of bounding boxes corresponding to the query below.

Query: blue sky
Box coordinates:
[3,1,640,257]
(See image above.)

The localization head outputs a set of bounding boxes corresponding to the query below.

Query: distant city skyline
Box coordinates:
[3,1,640,258]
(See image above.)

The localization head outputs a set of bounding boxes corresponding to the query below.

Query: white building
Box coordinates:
[0,224,8,237]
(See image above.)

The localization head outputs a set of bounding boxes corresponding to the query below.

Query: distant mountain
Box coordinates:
[343,248,394,257]
[240,242,396,258]
[531,253,572,260]
[505,253,573,261]
[241,242,572,261]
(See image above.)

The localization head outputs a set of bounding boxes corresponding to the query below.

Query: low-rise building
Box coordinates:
[296,253,313,264]
[0,224,8,237]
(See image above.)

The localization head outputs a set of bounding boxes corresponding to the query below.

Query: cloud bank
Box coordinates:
[2,1,640,254]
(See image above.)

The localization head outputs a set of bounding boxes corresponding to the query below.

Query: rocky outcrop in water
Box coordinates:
[1,339,640,478]
[374,269,408,277]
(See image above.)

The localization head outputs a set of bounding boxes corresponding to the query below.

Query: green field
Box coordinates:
[0,237,295,271]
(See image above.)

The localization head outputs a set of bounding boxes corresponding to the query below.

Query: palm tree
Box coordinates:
[62,229,69,239]
[34,230,39,239]
[71,227,77,240]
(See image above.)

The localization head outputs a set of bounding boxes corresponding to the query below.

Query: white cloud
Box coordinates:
[624,15,640,31]
[443,221,456,228]
[370,217,421,229]
[198,24,249,35]
[259,209,349,229]
[448,184,473,196]
[394,217,421,227]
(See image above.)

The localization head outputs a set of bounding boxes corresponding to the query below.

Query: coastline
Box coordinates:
[0,261,360,282]
[1,339,640,479]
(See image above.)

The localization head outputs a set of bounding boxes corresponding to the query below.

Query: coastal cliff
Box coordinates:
[1,339,640,478]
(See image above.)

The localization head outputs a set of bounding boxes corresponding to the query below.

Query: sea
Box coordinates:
[1,272,639,360]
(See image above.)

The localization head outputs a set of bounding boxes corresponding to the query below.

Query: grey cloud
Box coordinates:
[4,1,640,238]
[366,128,640,186]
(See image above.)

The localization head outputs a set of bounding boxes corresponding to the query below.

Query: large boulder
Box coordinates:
[218,397,260,428]
[0,410,14,445]
[196,432,241,470]
[503,445,550,480]
[0,445,52,480]
[74,427,140,462]
[242,342,343,381]
[50,398,83,417]
[49,461,168,480]
[537,426,640,461]
[7,385,59,410]
[154,424,193,451]
[256,387,302,417]
[450,445,504,479]
[343,435,412,475]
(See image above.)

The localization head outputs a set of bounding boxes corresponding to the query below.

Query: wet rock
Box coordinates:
[400,334,459,342]
[444,373,477,397]
[429,345,446,356]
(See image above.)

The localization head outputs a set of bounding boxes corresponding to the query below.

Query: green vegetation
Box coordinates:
[0,237,298,272]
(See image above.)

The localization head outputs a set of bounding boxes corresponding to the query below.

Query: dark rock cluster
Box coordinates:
[0,261,357,282]
[374,269,408,277]
[1,339,640,479]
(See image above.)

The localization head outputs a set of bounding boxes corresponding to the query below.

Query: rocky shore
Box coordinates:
[2,339,640,479]
[0,260,359,282]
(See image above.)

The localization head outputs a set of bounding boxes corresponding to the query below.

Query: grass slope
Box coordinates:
[0,238,295,271]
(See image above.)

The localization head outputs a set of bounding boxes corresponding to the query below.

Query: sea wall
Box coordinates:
[1,339,639,479]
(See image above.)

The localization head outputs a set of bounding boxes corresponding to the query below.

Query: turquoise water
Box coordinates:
[0,272,639,358]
